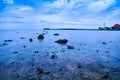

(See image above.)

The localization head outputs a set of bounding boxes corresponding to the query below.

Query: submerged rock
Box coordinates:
[67,45,74,49]
[4,40,13,42]
[55,39,68,44]
[38,34,44,40]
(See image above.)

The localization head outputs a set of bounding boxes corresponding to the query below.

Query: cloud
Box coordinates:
[0,0,120,29]
[3,0,14,4]
[87,0,116,12]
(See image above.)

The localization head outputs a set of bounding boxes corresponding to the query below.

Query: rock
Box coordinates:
[13,51,18,54]
[0,43,8,47]
[44,71,50,74]
[102,42,107,44]
[4,40,13,42]
[67,45,74,49]
[50,54,56,59]
[102,73,109,79]
[20,37,26,39]
[96,50,99,53]
[77,63,81,69]
[35,51,39,53]
[37,67,44,75]
[29,38,33,42]
[53,33,59,36]
[38,34,44,39]
[55,39,68,44]
[23,46,26,48]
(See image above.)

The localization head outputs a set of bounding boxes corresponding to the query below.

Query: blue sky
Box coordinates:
[0,0,120,29]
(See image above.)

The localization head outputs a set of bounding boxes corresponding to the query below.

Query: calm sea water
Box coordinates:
[0,30,120,80]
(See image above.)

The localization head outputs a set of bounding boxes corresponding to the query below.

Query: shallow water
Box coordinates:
[0,30,120,80]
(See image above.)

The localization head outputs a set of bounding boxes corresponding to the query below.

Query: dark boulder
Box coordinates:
[67,45,74,49]
[38,34,44,40]
[55,39,68,44]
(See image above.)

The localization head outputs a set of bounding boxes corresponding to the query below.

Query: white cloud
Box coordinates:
[87,0,116,11]
[3,0,14,4]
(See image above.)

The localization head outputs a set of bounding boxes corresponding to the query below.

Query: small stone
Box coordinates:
[29,38,33,42]
[37,67,44,75]
[24,46,26,48]
[20,37,26,39]
[102,73,109,79]
[67,45,74,49]
[44,71,50,74]
[4,40,13,42]
[50,54,56,59]
[102,42,107,44]
[77,63,81,69]
[54,33,59,36]
[96,50,99,53]
[13,51,18,54]
[35,51,39,53]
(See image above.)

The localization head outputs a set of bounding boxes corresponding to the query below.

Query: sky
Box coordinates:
[0,0,120,29]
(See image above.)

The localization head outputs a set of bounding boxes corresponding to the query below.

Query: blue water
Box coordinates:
[0,30,120,80]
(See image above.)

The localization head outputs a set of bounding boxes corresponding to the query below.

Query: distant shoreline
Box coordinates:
[43,28,120,31]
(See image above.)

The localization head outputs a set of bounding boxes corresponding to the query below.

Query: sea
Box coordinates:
[0,30,120,80]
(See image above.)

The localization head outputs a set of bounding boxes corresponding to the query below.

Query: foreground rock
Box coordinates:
[67,45,74,49]
[55,39,68,44]
[38,34,44,40]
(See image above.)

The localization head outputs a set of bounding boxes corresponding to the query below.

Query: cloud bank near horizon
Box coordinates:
[0,0,120,29]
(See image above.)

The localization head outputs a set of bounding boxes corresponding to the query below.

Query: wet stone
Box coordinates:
[29,38,33,42]
[20,37,26,39]
[37,67,44,75]
[4,40,13,42]
[23,46,26,48]
[77,63,81,69]
[53,33,59,36]
[13,51,18,54]
[35,51,39,53]
[67,45,74,49]
[50,54,56,59]
[44,71,50,74]
[102,42,107,44]
[102,73,109,79]
[0,43,8,46]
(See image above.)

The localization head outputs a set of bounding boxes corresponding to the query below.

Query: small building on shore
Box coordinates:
[111,24,120,30]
